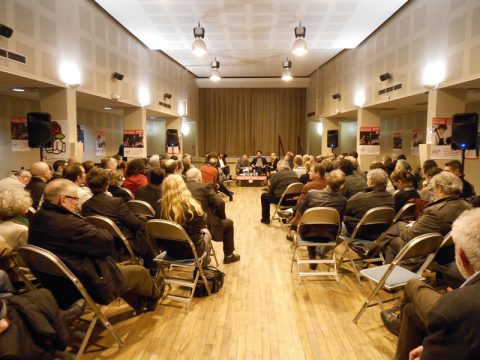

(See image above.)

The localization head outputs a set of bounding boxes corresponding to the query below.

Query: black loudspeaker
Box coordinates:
[27,112,52,148]
[451,113,479,150]
[166,129,179,146]
[327,130,338,148]
[0,24,13,38]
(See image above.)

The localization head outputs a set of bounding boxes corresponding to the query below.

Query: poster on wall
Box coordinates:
[358,127,380,155]
[123,129,145,158]
[42,120,70,161]
[392,131,403,157]
[10,116,29,152]
[410,129,424,156]
[96,131,106,156]
[429,117,461,160]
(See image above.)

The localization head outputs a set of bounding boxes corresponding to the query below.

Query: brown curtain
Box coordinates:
[199,88,306,156]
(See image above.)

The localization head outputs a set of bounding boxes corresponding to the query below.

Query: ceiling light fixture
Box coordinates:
[192,22,207,57]
[12,88,25,92]
[292,21,307,56]
[210,57,221,81]
[281,58,293,81]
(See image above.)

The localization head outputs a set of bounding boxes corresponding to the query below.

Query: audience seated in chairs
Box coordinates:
[25,162,52,209]
[292,155,306,178]
[235,154,251,175]
[0,169,31,191]
[28,178,162,312]
[278,162,328,220]
[182,153,194,175]
[136,167,165,216]
[383,208,480,360]
[0,188,31,249]
[375,171,472,264]
[445,160,476,200]
[251,150,268,175]
[186,168,240,264]
[107,169,131,203]
[418,166,443,201]
[338,158,367,200]
[51,160,65,180]
[123,158,148,195]
[260,159,299,225]
[390,169,420,213]
[290,169,347,268]
[82,168,156,269]
[218,152,230,179]
[100,156,118,172]
[201,153,234,201]
[159,175,211,266]
[62,163,92,210]
[343,168,395,237]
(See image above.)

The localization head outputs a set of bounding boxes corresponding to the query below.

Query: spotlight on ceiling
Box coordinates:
[112,72,124,81]
[332,93,341,100]
[192,22,207,57]
[210,57,221,81]
[0,24,13,38]
[292,21,307,56]
[379,72,391,82]
[281,58,293,81]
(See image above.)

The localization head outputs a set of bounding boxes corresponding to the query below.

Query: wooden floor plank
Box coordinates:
[80,185,396,360]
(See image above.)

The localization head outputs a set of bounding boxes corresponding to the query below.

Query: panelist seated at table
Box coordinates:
[251,150,268,175]
[235,154,252,175]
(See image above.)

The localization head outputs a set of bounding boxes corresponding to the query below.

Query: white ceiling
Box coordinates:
[95,0,408,78]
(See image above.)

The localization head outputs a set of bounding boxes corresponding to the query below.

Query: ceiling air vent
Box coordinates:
[0,47,27,64]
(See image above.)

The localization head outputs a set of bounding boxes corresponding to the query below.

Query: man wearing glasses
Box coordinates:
[28,179,163,312]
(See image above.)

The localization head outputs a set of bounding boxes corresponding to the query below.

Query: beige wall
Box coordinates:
[0,0,199,121]
[0,95,41,176]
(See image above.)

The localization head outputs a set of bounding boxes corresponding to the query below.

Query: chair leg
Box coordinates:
[353,278,386,324]
[76,314,98,359]
[197,266,212,296]
[96,310,123,347]
[210,244,219,266]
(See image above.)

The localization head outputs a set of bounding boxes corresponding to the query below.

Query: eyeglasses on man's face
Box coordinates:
[62,195,79,201]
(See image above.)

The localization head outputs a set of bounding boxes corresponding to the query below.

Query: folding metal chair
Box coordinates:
[290,207,342,283]
[271,182,303,230]
[86,215,141,265]
[339,206,396,282]
[120,187,134,200]
[18,245,123,359]
[127,200,155,218]
[353,232,444,324]
[392,202,416,223]
[145,219,211,311]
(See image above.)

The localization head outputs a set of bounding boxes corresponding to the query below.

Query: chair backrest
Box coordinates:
[392,233,444,264]
[86,215,138,262]
[127,200,155,218]
[298,207,341,242]
[120,187,134,200]
[277,182,303,206]
[393,202,416,223]
[146,219,201,260]
[18,245,98,308]
[441,232,453,247]
[351,206,396,241]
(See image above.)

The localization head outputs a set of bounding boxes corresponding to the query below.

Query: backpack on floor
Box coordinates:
[194,266,225,297]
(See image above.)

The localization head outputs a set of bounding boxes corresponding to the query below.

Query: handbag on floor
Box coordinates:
[194,266,225,297]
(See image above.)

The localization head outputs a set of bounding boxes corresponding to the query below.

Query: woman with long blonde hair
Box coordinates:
[160,174,210,261]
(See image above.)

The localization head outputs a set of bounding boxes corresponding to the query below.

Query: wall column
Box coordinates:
[124,107,147,158]
[357,108,381,171]
[39,87,81,161]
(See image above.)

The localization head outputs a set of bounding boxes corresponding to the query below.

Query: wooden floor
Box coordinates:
[80,185,397,360]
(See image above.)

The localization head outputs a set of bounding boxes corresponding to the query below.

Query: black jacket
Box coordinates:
[0,288,70,360]
[28,202,129,305]
[268,168,300,197]
[187,181,226,241]
[135,184,162,213]
[108,185,132,203]
[25,177,46,209]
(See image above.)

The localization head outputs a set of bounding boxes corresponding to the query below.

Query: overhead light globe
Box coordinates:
[281,58,293,81]
[210,69,221,81]
[292,37,308,56]
[192,38,207,56]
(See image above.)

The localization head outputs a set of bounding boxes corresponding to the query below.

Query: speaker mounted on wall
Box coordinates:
[451,112,479,150]
[327,130,339,148]
[166,129,179,147]
[27,112,52,148]
[0,24,13,38]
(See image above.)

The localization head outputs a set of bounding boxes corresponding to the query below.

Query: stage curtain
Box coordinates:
[199,88,306,156]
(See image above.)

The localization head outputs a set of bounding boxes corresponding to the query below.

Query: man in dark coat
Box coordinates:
[135,167,164,212]
[186,168,240,264]
[82,168,156,269]
[389,208,480,360]
[343,168,395,237]
[25,161,52,209]
[251,150,268,175]
[28,179,162,312]
[260,160,300,224]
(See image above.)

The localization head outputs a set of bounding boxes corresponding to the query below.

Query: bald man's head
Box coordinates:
[30,162,52,182]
